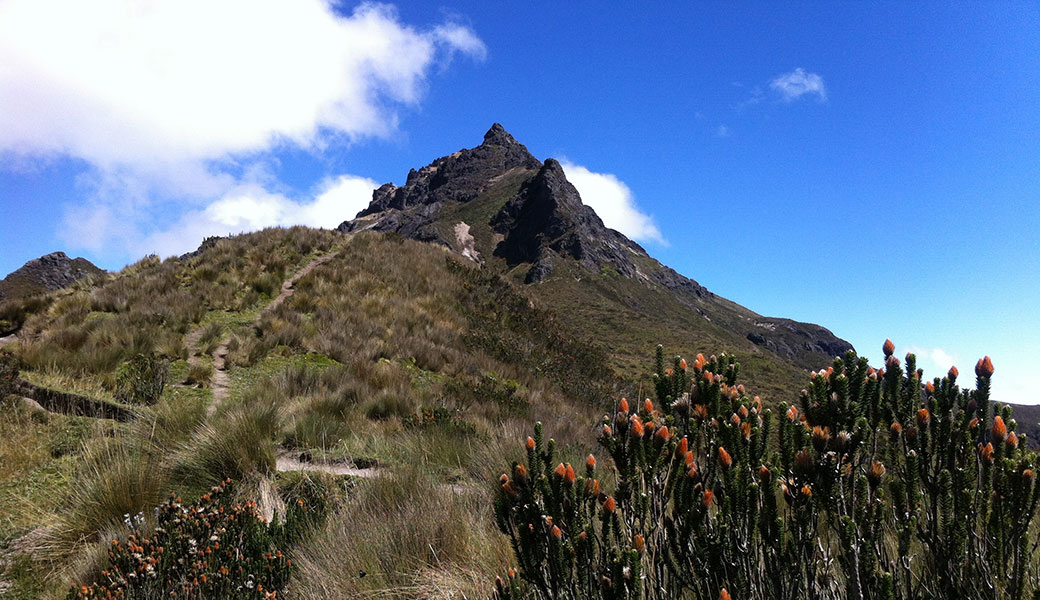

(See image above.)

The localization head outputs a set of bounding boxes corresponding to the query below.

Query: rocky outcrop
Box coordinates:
[0,252,104,301]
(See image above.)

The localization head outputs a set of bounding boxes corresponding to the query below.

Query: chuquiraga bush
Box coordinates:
[494,342,1035,600]
[69,478,328,600]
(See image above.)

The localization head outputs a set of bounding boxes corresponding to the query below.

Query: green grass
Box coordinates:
[226,351,340,406]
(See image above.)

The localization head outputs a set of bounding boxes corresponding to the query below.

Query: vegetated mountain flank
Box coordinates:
[0,251,104,301]
[338,123,852,374]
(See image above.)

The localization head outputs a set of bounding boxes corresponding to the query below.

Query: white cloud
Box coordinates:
[905,345,959,375]
[133,174,378,257]
[0,1,483,259]
[769,68,827,102]
[715,125,731,138]
[0,0,485,169]
[559,161,666,246]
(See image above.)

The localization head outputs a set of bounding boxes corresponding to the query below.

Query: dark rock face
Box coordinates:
[746,319,854,363]
[492,159,640,276]
[355,123,541,219]
[0,252,105,301]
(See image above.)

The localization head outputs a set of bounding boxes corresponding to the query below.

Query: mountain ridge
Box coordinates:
[0,251,104,302]
[337,123,852,372]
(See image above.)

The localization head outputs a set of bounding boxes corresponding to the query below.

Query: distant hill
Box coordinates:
[339,123,853,399]
[0,251,104,301]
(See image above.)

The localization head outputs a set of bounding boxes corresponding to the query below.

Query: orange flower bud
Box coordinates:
[551,525,562,539]
[603,496,616,513]
[993,416,1008,442]
[867,461,886,488]
[676,437,689,456]
[976,356,994,378]
[812,425,831,451]
[925,381,935,395]
[564,464,577,484]
[680,358,688,370]
[508,568,516,578]
[890,422,902,435]
[702,489,714,507]
[786,405,798,422]
[631,418,645,437]
[969,417,979,429]
[586,454,597,470]
[917,409,930,427]
[1024,469,1035,481]
[499,473,509,484]
[730,414,742,428]
[554,463,566,478]
[703,371,714,383]
[883,339,895,356]
[980,442,995,464]
[948,365,959,379]
[526,437,536,451]
[801,484,813,498]
[645,399,654,414]
[720,589,731,600]
[619,398,629,413]
[738,405,749,419]
[633,534,645,551]
[655,425,671,442]
[1007,432,1019,450]
[759,465,771,482]
[718,446,732,469]
[602,424,613,437]
[694,404,708,420]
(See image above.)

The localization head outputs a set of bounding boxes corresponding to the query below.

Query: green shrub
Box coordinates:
[493,343,1033,600]
[114,353,169,405]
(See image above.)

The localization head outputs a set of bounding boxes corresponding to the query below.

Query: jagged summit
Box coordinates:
[337,124,853,369]
[0,251,104,301]
[483,122,521,147]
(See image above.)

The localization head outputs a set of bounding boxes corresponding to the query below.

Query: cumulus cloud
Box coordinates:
[769,68,827,102]
[133,174,378,257]
[559,161,666,246]
[0,0,485,169]
[0,0,484,258]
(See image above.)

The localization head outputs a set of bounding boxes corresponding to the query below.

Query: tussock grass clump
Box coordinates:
[291,465,513,599]
[172,388,284,489]
[38,437,167,566]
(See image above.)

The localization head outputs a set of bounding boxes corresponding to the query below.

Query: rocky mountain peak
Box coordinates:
[482,122,521,147]
[0,251,104,301]
[334,125,854,369]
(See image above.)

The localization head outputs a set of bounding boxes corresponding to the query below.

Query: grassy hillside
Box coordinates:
[0,228,627,598]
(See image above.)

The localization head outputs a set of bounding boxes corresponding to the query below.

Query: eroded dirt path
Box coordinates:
[205,251,338,419]
[275,450,383,478]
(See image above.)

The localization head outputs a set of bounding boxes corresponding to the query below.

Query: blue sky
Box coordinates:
[1,2,1038,403]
